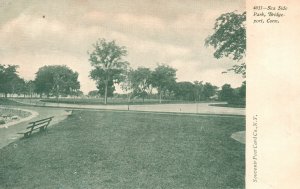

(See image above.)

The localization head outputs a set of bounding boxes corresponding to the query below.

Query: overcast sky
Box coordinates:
[0,0,245,94]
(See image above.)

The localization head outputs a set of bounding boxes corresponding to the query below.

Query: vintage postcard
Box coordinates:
[0,0,299,188]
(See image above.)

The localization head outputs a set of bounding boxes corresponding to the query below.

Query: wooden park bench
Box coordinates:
[18,116,54,138]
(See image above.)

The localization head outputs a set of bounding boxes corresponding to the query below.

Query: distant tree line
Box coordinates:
[0,61,244,105]
[0,64,82,99]
[0,65,25,98]
[88,38,245,104]
[1,26,246,106]
[88,39,217,104]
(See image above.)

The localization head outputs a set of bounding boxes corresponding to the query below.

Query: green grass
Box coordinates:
[40,97,213,105]
[0,98,24,106]
[0,111,245,189]
[209,103,246,108]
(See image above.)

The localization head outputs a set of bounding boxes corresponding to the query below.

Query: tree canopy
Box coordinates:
[239,81,246,98]
[0,64,22,97]
[205,11,246,77]
[88,90,100,98]
[24,80,35,98]
[129,67,152,101]
[150,64,177,103]
[89,38,129,104]
[96,79,115,98]
[201,82,218,100]
[174,81,196,101]
[218,82,246,105]
[219,84,235,101]
[34,65,80,98]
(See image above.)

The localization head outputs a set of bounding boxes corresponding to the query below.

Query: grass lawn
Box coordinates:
[209,103,246,108]
[0,110,245,189]
[0,98,24,106]
[40,97,210,105]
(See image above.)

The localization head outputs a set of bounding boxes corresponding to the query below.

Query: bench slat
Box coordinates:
[28,116,53,125]
[18,116,54,138]
[26,120,51,129]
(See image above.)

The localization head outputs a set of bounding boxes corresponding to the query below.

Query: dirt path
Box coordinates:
[14,98,245,115]
[1,99,245,148]
[0,106,70,149]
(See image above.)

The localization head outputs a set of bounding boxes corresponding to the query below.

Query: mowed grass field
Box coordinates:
[0,110,245,189]
[40,97,199,105]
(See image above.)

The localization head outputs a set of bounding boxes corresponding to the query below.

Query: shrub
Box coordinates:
[0,118,5,125]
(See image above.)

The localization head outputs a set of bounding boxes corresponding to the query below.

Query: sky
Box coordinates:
[0,0,245,94]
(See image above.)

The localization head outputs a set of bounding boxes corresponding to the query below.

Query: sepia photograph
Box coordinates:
[0,0,246,188]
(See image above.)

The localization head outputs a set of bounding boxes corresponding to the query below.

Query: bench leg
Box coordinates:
[39,126,46,132]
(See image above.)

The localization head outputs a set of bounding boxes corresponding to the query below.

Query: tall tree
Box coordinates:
[96,79,115,98]
[150,65,177,103]
[89,39,129,104]
[34,66,54,97]
[120,68,134,103]
[12,77,26,97]
[34,65,80,99]
[219,82,245,105]
[202,82,218,100]
[239,81,246,99]
[0,64,21,98]
[174,81,195,101]
[193,81,203,101]
[25,80,35,98]
[205,11,246,77]
[130,67,152,102]
[219,84,235,102]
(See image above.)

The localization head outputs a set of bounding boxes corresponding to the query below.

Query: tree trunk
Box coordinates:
[104,80,108,105]
[56,85,59,103]
[127,94,131,110]
[159,92,162,104]
[142,90,145,103]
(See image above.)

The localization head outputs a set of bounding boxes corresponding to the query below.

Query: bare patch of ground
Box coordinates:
[231,131,245,144]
